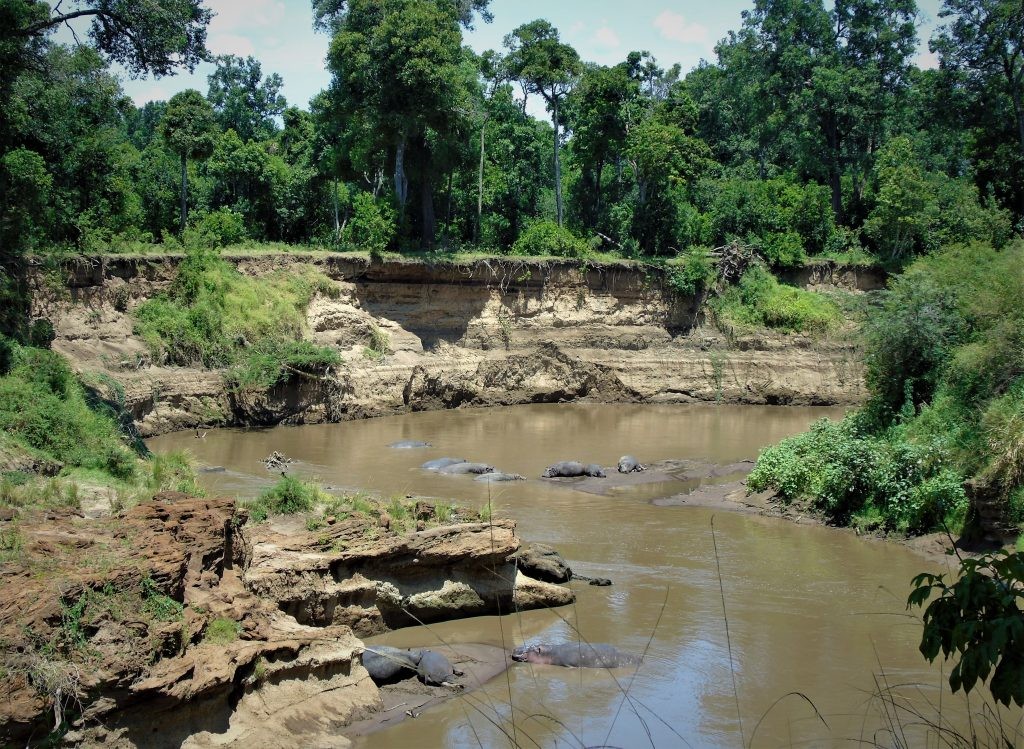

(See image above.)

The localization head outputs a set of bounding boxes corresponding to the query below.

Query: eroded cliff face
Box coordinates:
[31,254,871,436]
[0,493,570,747]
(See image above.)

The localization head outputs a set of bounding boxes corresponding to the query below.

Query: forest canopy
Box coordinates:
[0,0,1022,339]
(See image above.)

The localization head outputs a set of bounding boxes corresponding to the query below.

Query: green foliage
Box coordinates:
[695,177,833,261]
[133,247,340,385]
[141,576,184,622]
[864,137,1012,262]
[749,415,969,533]
[0,344,137,478]
[254,476,326,516]
[909,551,1024,707]
[204,617,241,645]
[344,193,395,256]
[511,220,589,258]
[191,208,248,247]
[712,265,841,334]
[666,247,716,296]
[230,340,341,392]
[146,451,204,496]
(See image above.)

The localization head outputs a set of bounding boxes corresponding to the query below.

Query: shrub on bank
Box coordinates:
[749,415,969,533]
[711,265,841,334]
[511,221,590,259]
[0,343,137,479]
[133,246,341,389]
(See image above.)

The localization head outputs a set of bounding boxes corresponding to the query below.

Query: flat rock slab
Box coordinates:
[342,643,511,738]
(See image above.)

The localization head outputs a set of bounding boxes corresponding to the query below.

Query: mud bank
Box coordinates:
[31,254,870,437]
[0,493,572,747]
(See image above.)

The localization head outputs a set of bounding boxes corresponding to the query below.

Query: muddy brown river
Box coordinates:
[149,404,1022,748]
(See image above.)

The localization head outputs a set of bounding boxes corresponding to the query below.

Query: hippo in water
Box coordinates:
[389,440,431,449]
[439,462,495,475]
[511,642,640,669]
[474,471,525,482]
[617,455,646,473]
[421,457,466,471]
[542,461,606,478]
[362,646,422,683]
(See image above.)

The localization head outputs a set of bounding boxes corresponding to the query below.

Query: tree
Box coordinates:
[324,0,478,246]
[159,90,217,232]
[207,55,286,142]
[2,0,211,78]
[503,20,581,227]
[932,0,1024,210]
[714,0,917,223]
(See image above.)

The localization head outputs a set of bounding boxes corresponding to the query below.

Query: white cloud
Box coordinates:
[208,0,286,30]
[569,20,585,35]
[653,10,708,45]
[916,48,940,70]
[207,33,256,57]
[130,83,172,106]
[592,25,621,50]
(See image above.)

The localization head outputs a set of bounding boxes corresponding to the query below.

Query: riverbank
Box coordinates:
[31,253,874,437]
[0,487,574,747]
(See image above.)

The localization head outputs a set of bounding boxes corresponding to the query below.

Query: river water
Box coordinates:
[149,404,1019,748]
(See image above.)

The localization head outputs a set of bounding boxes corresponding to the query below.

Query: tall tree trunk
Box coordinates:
[553,98,563,227]
[477,119,486,243]
[421,177,435,250]
[332,177,340,240]
[179,153,188,233]
[394,132,408,209]
[826,118,843,225]
[444,172,453,245]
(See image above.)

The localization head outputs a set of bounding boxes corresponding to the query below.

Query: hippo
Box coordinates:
[474,472,525,482]
[389,440,431,449]
[362,646,422,683]
[511,642,640,669]
[542,461,606,478]
[421,457,467,471]
[413,648,464,687]
[439,462,495,475]
[617,455,646,473]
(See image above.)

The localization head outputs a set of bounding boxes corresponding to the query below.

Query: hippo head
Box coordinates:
[511,643,553,664]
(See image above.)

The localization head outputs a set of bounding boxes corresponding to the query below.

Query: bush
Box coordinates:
[134,247,339,378]
[255,476,326,515]
[345,192,395,256]
[712,265,841,333]
[230,340,341,391]
[190,208,247,247]
[511,221,590,258]
[0,346,137,476]
[204,617,241,644]
[749,414,967,532]
[666,247,716,295]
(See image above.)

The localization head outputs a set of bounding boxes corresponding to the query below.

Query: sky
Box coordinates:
[68,0,946,113]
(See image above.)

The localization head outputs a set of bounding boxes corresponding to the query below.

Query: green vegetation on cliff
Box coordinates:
[133,246,342,389]
[750,241,1024,534]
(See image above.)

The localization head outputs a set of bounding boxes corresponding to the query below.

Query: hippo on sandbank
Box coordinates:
[542,461,606,478]
[475,471,525,482]
[511,642,640,669]
[617,455,646,473]
[415,648,464,687]
[362,646,463,687]
[389,440,432,449]
[362,645,422,683]
[421,457,466,471]
[439,462,495,475]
